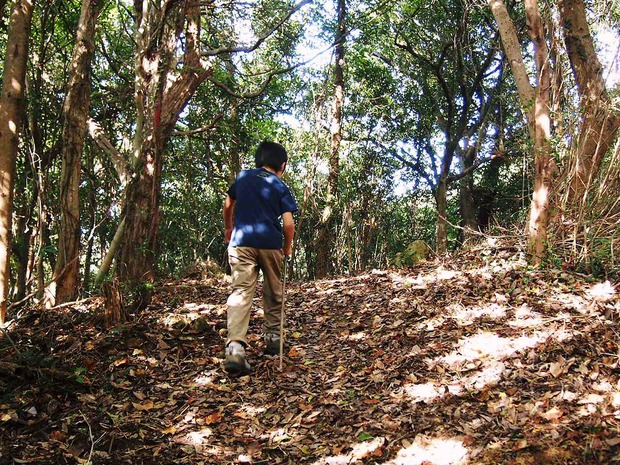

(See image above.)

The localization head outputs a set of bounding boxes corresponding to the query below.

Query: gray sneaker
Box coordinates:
[264,333,281,356]
[224,341,251,376]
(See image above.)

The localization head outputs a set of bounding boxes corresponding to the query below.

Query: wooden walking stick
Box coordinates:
[279,256,288,370]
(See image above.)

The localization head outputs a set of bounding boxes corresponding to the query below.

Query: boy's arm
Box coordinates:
[282,211,295,257]
[223,195,235,243]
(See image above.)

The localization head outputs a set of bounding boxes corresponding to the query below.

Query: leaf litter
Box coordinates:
[1,242,620,464]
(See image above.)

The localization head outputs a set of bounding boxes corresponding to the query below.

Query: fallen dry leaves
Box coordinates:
[1,242,620,464]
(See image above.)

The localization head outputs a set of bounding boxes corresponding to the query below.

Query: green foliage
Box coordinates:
[5,0,619,299]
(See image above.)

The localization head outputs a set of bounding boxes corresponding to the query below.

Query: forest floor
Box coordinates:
[1,241,620,465]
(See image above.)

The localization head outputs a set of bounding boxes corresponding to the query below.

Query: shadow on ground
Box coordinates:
[1,247,619,464]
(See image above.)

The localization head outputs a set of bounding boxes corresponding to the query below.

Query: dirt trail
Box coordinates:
[1,248,619,464]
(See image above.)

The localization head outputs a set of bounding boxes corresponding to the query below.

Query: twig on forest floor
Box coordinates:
[81,410,95,464]
[0,324,22,357]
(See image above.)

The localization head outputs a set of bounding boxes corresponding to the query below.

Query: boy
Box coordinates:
[223,141,297,376]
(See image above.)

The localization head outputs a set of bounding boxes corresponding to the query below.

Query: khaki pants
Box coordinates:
[226,246,284,345]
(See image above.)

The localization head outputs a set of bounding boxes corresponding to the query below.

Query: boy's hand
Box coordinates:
[282,212,294,258]
[223,195,235,243]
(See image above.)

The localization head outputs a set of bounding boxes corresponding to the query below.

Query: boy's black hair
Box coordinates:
[255,141,288,171]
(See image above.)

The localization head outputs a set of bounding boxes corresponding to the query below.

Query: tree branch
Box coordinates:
[87,118,132,185]
[172,112,224,136]
[201,0,311,57]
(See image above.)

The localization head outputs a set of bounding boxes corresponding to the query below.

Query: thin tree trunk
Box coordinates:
[0,0,34,324]
[459,148,478,245]
[525,0,555,263]
[359,151,377,270]
[436,140,458,254]
[488,0,536,139]
[558,0,620,203]
[489,0,555,263]
[96,217,125,285]
[12,170,36,301]
[316,0,345,278]
[47,0,105,306]
[436,178,449,254]
[82,168,97,293]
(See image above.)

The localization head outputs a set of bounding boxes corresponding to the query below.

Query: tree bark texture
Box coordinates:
[49,0,105,306]
[525,0,555,263]
[0,0,34,324]
[458,148,478,245]
[558,0,620,203]
[315,0,345,278]
[488,0,536,140]
[489,0,555,263]
[102,280,125,327]
[117,1,210,300]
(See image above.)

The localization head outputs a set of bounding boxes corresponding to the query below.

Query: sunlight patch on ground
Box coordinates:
[402,330,561,402]
[507,304,544,328]
[435,331,550,366]
[388,273,428,289]
[312,437,386,464]
[586,281,616,302]
[194,371,217,385]
[404,382,461,403]
[436,269,461,281]
[404,362,506,403]
[183,302,220,313]
[552,292,588,312]
[386,435,469,465]
[159,312,201,327]
[238,404,267,417]
[348,331,367,341]
[186,427,213,444]
[458,361,506,391]
[447,303,507,325]
[388,268,463,289]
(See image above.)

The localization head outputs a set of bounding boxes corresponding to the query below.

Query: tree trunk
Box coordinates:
[0,0,34,324]
[525,0,555,263]
[489,0,555,263]
[435,139,458,255]
[315,0,345,278]
[558,0,620,203]
[478,156,502,230]
[12,169,35,302]
[488,0,536,139]
[458,147,478,245]
[117,2,210,305]
[82,168,97,293]
[48,0,105,306]
[359,151,378,270]
[436,176,449,254]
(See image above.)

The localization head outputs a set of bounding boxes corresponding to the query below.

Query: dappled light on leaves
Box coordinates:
[587,281,616,302]
[446,302,507,325]
[404,382,457,403]
[193,370,218,385]
[387,435,469,465]
[312,436,386,464]
[186,428,213,444]
[435,331,550,365]
[2,244,620,463]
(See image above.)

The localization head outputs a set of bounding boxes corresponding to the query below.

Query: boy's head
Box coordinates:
[255,141,288,173]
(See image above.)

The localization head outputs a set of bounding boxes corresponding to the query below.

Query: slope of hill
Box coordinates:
[1,244,619,464]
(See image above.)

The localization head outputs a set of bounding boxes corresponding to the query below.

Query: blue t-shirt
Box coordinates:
[227,168,298,249]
